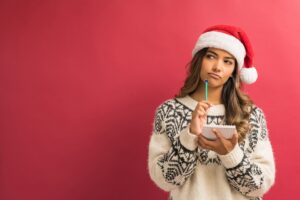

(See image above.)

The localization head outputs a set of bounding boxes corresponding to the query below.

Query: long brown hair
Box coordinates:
[176,48,253,141]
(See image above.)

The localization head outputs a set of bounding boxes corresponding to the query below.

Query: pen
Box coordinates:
[205,80,208,101]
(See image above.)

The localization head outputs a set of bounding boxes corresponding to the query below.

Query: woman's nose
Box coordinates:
[212,59,222,71]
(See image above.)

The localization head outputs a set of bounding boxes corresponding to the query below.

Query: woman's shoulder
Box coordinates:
[246,104,269,142]
[249,105,268,133]
[155,95,195,112]
[155,98,177,112]
[250,104,266,118]
[152,99,177,131]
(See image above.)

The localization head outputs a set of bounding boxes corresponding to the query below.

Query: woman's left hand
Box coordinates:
[198,129,239,155]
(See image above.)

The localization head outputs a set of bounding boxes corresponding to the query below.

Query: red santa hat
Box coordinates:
[192,25,258,84]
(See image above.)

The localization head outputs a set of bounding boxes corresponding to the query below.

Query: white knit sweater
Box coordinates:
[148,95,275,200]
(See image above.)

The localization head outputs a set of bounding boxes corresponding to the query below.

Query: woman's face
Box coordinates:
[200,47,236,88]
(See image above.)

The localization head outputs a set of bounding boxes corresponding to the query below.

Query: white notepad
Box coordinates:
[202,124,236,140]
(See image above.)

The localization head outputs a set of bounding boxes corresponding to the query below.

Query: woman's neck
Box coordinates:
[190,85,223,104]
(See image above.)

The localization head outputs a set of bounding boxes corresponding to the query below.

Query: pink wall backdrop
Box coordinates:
[1,0,299,199]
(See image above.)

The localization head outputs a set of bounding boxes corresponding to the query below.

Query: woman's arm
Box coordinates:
[218,107,276,198]
[148,101,199,191]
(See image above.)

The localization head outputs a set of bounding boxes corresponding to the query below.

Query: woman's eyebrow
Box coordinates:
[207,50,235,60]
[207,50,218,55]
[207,50,218,56]
[224,56,235,60]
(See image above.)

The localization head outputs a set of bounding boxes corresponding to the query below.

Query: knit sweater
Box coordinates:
[148,95,275,200]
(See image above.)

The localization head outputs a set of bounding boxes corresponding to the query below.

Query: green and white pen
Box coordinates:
[205,80,208,101]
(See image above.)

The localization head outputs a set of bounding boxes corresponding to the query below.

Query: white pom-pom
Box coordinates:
[240,67,258,84]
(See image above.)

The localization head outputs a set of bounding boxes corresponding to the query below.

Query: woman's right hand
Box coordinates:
[190,101,212,135]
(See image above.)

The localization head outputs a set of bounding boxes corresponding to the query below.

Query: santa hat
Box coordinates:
[192,25,258,84]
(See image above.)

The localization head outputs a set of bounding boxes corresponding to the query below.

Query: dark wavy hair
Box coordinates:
[175,48,253,141]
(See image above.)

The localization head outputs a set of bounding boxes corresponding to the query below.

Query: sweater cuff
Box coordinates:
[179,125,198,151]
[218,143,244,169]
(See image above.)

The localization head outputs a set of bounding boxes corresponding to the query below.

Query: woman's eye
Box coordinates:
[224,60,233,65]
[206,54,215,59]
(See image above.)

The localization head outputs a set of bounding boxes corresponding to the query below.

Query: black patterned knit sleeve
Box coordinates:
[224,107,275,198]
[148,100,198,191]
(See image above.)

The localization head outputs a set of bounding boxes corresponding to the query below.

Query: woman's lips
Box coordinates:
[208,73,221,79]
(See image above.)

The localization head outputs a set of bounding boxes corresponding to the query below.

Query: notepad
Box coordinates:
[202,124,236,140]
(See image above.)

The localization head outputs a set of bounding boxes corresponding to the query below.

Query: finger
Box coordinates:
[192,108,204,117]
[198,136,211,150]
[198,137,206,148]
[198,134,217,148]
[201,100,213,107]
[198,135,206,147]
[196,101,212,109]
[195,105,211,118]
[198,102,213,110]
[231,130,239,144]
[212,129,224,141]
[196,110,206,117]
[198,106,205,113]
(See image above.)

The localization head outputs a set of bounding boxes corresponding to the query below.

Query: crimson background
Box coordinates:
[1,0,299,199]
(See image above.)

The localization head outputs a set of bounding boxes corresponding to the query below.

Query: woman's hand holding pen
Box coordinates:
[190,101,212,135]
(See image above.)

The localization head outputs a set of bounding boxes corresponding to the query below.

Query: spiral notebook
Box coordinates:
[202,124,236,140]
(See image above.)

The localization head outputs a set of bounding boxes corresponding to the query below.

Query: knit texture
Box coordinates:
[148,95,275,200]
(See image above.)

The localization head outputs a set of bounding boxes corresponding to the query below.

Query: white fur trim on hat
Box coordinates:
[192,31,246,70]
[240,67,258,84]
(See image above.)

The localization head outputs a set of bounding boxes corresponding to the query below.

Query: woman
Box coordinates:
[148,25,275,200]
